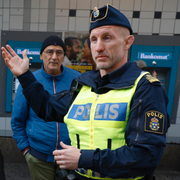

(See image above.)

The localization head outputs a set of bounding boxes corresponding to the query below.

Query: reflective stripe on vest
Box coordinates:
[64,72,148,180]
[75,168,144,180]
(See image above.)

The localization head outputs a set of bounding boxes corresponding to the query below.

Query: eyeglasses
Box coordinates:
[43,49,64,57]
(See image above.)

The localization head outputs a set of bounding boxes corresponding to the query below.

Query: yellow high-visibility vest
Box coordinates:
[64,72,148,180]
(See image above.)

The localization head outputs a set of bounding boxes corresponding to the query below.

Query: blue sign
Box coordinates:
[94,103,127,121]
[68,103,92,121]
[15,48,40,56]
[138,52,172,60]
[67,102,127,121]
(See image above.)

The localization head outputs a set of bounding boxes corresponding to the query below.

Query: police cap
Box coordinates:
[89,4,133,35]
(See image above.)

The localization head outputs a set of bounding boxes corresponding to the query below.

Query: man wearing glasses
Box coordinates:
[11,36,80,180]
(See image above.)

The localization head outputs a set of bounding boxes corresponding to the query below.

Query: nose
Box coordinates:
[52,51,58,59]
[78,48,81,53]
[82,47,84,53]
[95,39,104,52]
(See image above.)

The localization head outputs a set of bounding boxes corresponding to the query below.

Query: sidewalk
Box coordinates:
[4,162,180,180]
[4,163,31,180]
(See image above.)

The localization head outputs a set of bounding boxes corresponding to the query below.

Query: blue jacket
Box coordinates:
[18,61,168,179]
[11,65,80,162]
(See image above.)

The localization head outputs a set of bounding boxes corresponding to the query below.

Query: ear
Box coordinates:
[40,54,43,60]
[66,45,71,52]
[124,35,134,51]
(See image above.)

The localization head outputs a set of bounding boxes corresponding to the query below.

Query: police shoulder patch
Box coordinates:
[144,110,164,134]
[145,74,159,83]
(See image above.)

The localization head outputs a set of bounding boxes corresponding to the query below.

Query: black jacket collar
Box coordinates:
[76,61,142,92]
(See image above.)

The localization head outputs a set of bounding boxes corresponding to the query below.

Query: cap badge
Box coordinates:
[93,8,99,18]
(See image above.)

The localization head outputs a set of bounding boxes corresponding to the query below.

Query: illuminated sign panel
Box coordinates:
[138,52,172,60]
[15,48,40,55]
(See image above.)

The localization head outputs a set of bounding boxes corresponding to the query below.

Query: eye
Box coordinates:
[104,36,110,40]
[44,49,64,56]
[47,50,53,55]
[91,37,97,43]
[56,50,64,55]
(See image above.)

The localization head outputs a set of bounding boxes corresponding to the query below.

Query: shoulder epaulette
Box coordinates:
[145,74,160,83]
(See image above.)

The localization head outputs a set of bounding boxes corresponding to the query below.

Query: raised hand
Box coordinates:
[1,45,29,76]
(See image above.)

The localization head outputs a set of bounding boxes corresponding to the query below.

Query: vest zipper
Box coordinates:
[90,94,99,150]
[88,94,100,178]
[135,99,143,142]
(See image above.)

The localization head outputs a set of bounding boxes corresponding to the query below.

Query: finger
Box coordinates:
[56,159,65,165]
[6,45,18,57]
[1,47,6,53]
[59,164,66,169]
[4,58,13,70]
[1,47,12,60]
[22,49,27,59]
[1,50,8,60]
[56,160,67,169]
[54,154,62,161]
[2,48,11,66]
[60,141,70,149]
[53,150,62,156]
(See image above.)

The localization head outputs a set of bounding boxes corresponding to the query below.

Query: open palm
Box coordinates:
[1,45,29,76]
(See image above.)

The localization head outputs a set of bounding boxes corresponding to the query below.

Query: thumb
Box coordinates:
[22,49,27,59]
[60,141,70,149]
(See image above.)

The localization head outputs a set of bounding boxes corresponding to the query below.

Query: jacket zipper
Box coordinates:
[130,99,142,112]
[53,77,60,151]
[135,99,143,142]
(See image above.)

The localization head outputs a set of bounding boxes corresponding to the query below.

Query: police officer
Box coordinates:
[2,4,168,180]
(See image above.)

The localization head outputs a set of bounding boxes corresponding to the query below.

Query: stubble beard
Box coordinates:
[96,62,111,70]
[94,56,122,70]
